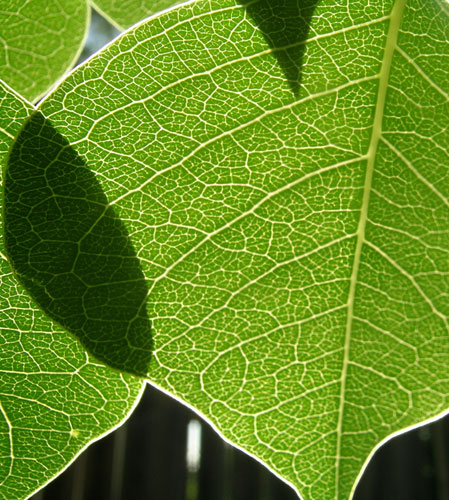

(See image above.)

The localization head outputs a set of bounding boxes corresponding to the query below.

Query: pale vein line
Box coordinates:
[357,279,424,308]
[196,303,348,381]
[0,393,71,417]
[395,45,449,101]
[0,370,78,375]
[382,136,449,209]
[107,75,373,207]
[352,315,418,355]
[2,426,71,433]
[0,127,14,139]
[365,239,449,328]
[347,361,413,399]
[335,0,407,496]
[0,401,13,486]
[262,379,342,413]
[367,218,449,255]
[66,14,387,140]
[285,430,337,458]
[146,157,362,296]
[192,234,352,330]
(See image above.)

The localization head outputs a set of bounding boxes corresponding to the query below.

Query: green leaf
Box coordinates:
[0,81,145,500]
[90,0,185,29]
[4,111,153,376]
[0,0,89,102]
[4,0,449,499]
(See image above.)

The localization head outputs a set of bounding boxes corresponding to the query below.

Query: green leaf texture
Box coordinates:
[5,0,449,498]
[4,112,153,376]
[0,82,145,500]
[90,0,185,29]
[0,0,89,102]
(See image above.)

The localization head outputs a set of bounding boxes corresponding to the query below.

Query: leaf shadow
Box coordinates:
[3,112,152,376]
[240,0,320,96]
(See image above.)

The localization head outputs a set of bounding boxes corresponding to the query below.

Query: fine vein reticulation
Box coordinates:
[335,0,406,496]
[0,81,145,500]
[3,0,449,499]
[0,0,89,102]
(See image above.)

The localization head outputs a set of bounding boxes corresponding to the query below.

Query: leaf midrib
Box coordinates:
[336,0,408,498]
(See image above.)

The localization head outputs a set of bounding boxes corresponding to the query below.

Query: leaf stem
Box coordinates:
[335,0,408,497]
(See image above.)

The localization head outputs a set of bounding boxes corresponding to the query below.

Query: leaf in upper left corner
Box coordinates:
[0,0,89,102]
[91,0,186,29]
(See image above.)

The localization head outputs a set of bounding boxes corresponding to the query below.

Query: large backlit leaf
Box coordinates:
[0,0,89,102]
[0,81,145,500]
[4,0,449,498]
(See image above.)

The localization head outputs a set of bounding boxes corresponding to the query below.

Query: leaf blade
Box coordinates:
[4,111,153,375]
[0,80,145,500]
[0,0,89,102]
[90,0,186,29]
[5,0,449,498]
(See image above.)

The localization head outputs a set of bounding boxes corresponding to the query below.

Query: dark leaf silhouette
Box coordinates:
[241,0,319,95]
[4,112,152,375]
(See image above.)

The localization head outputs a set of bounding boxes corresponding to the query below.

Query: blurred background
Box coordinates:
[29,9,449,500]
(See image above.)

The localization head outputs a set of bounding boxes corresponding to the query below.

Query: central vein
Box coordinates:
[334,0,407,496]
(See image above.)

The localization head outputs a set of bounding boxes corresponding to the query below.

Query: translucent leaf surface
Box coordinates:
[4,0,449,498]
[4,112,153,375]
[0,0,89,102]
[90,0,185,29]
[0,82,145,500]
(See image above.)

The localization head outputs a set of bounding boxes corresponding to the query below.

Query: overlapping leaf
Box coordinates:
[0,0,89,102]
[90,0,185,29]
[0,82,145,500]
[3,0,449,499]
[4,111,153,375]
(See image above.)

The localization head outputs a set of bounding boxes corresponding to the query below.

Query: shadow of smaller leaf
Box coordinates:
[240,0,319,96]
[4,112,152,376]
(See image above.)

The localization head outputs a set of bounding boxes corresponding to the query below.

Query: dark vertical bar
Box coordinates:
[258,462,272,500]
[432,419,449,500]
[84,427,116,500]
[198,421,227,500]
[110,424,128,500]
[222,443,234,500]
[353,449,380,500]
[231,443,260,500]
[265,469,299,500]
[70,450,88,500]
[354,424,438,500]
[121,385,190,500]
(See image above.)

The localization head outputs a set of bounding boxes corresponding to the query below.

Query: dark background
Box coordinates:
[30,383,449,500]
[29,9,449,500]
